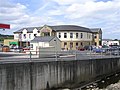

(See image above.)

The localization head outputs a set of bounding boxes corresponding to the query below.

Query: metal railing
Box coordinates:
[0,49,120,63]
[25,49,120,61]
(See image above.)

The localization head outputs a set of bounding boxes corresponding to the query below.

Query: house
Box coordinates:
[30,36,61,54]
[102,39,119,46]
[14,27,41,48]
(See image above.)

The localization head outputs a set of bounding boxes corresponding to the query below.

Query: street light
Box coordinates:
[54,39,57,52]
[54,39,57,61]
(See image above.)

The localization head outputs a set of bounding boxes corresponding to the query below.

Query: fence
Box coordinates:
[24,49,120,61]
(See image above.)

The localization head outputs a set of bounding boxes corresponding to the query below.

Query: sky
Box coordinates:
[0,0,120,39]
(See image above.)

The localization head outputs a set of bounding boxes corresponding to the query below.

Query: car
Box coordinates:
[78,48,85,51]
[23,46,30,51]
[84,46,93,50]
[2,45,10,52]
[93,48,106,53]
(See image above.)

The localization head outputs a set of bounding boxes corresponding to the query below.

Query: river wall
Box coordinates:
[0,58,120,90]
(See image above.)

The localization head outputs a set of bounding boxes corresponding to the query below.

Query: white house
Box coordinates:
[14,27,40,47]
[102,39,119,46]
[30,36,61,54]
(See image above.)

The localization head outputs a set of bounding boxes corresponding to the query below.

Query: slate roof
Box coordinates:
[102,39,118,41]
[90,28,101,33]
[31,36,55,42]
[14,25,92,33]
[49,25,91,32]
[14,27,41,33]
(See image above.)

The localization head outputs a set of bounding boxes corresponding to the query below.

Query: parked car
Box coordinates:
[78,48,85,51]
[23,46,30,51]
[84,45,93,50]
[93,48,106,53]
[2,45,10,52]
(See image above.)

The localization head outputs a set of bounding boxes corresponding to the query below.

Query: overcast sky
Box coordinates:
[0,0,120,39]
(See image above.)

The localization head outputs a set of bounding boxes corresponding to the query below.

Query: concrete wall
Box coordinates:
[0,58,120,90]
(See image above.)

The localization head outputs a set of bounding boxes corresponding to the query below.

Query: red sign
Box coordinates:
[0,23,10,29]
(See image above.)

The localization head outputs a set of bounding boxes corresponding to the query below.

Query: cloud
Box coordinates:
[0,1,28,24]
[0,0,120,39]
[50,0,96,5]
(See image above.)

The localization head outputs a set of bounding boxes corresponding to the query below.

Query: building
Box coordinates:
[102,39,119,46]
[91,28,102,47]
[14,27,41,47]
[14,25,102,50]
[4,39,19,47]
[30,36,61,53]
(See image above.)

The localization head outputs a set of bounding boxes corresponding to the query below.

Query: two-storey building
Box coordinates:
[14,27,40,47]
[14,25,102,50]
[91,28,102,47]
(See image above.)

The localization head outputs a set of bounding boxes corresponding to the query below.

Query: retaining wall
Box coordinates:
[0,58,120,90]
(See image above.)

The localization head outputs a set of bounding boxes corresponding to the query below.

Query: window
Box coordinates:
[76,42,78,49]
[34,34,37,37]
[76,33,78,38]
[81,42,83,46]
[89,34,91,39]
[87,33,88,39]
[76,42,78,46]
[95,42,97,46]
[19,34,22,39]
[94,34,97,38]
[70,33,73,38]
[30,44,33,49]
[81,33,83,38]
[70,42,73,49]
[59,33,61,38]
[23,34,26,39]
[64,33,67,38]
[44,32,50,36]
[29,34,31,39]
[64,42,67,47]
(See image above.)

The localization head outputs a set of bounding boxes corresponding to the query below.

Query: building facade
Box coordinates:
[102,39,119,46]
[91,28,102,47]
[30,36,61,54]
[14,25,102,50]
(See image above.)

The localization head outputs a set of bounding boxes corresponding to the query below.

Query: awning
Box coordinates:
[9,42,18,45]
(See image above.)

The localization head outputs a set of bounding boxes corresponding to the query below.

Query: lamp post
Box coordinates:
[54,39,57,61]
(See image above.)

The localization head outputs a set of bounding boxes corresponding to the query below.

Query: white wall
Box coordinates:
[31,42,50,50]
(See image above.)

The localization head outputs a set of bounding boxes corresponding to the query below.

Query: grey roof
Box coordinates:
[31,36,55,42]
[14,25,92,33]
[48,25,92,32]
[14,27,41,33]
[90,28,101,33]
[102,39,119,41]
